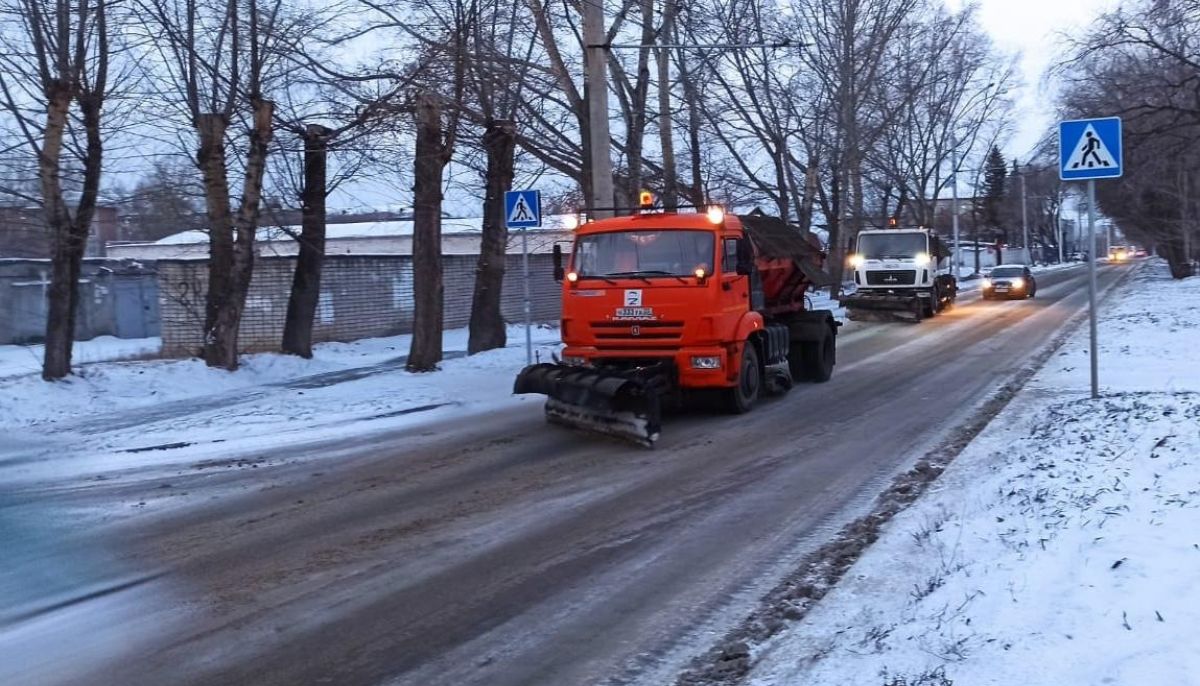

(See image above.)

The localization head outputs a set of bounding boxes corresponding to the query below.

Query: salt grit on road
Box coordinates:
[747,259,1200,685]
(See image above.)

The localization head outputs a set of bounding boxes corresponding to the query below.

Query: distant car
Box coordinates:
[1069,251,1087,262]
[1135,248,1148,257]
[982,265,1037,300]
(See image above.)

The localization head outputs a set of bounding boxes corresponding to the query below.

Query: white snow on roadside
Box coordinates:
[749,259,1200,686]
[0,325,559,433]
[0,336,162,380]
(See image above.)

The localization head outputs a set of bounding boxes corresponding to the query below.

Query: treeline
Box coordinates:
[1059,0,1200,278]
[0,0,1013,380]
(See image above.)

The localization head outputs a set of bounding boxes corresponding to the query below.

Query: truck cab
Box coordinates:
[844,227,957,321]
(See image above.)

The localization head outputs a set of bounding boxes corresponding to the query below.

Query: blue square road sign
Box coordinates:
[1059,117,1122,181]
[505,190,542,229]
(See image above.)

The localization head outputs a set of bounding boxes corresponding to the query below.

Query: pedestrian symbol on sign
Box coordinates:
[1067,126,1114,170]
[509,195,534,223]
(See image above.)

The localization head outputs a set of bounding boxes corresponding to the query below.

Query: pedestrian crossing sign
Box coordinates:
[505,190,542,228]
[1059,117,1122,181]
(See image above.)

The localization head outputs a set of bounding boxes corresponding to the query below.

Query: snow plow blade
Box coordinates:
[513,363,662,447]
[842,293,924,323]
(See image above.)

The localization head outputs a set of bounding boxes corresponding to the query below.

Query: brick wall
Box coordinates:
[157,254,562,356]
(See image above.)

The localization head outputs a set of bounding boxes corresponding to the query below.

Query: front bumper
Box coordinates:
[561,344,736,389]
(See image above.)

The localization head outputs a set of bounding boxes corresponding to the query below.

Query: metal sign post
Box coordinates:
[1059,116,1122,400]
[522,228,531,365]
[505,189,543,366]
[1087,180,1099,399]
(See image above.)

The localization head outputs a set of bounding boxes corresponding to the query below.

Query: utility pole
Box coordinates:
[583,1,615,218]
[1020,165,1029,264]
[951,144,961,277]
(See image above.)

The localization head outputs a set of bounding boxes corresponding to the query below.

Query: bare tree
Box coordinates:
[137,0,289,368]
[0,0,111,379]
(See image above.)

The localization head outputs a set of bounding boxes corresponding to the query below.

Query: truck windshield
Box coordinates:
[857,233,928,259]
[574,230,714,278]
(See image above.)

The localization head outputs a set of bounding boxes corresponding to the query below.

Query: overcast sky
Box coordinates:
[952,0,1120,161]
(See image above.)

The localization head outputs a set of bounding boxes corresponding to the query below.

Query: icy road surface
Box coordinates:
[0,263,1129,686]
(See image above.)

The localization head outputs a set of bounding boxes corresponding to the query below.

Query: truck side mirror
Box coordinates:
[552,244,564,282]
[735,238,754,276]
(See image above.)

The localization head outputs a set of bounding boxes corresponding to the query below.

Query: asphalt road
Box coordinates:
[3,263,1128,686]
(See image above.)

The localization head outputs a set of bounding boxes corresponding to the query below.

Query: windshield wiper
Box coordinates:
[606,270,694,285]
[602,271,653,284]
[579,274,619,285]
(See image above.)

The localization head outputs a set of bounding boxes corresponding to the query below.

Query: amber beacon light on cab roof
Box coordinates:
[513,193,840,447]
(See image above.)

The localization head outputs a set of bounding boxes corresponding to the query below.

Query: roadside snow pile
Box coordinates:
[0,325,561,433]
[748,260,1200,686]
[0,336,161,380]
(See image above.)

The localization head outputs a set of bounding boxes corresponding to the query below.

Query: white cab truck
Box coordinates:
[842,227,957,322]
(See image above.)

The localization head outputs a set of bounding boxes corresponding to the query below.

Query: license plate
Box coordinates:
[615,307,655,320]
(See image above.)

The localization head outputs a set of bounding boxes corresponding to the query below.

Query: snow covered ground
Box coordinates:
[0,336,161,380]
[0,325,561,483]
[748,259,1200,685]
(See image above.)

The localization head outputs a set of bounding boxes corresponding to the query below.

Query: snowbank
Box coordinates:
[749,260,1200,685]
[0,325,561,434]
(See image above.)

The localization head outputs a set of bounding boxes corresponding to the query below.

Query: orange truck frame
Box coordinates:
[513,205,839,446]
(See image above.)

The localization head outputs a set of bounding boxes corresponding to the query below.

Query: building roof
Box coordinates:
[149,214,577,246]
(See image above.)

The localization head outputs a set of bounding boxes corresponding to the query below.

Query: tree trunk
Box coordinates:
[827,165,844,299]
[197,113,239,368]
[656,0,678,208]
[468,119,516,355]
[407,93,449,372]
[624,0,655,203]
[39,84,79,380]
[198,100,273,370]
[282,124,332,358]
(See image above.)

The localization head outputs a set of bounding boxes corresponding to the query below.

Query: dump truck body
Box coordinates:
[843,228,957,322]
[514,209,838,446]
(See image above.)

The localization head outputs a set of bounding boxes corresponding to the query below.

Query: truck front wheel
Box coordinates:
[724,343,761,414]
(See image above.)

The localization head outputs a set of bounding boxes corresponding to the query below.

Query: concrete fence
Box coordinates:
[0,259,160,345]
[156,253,562,356]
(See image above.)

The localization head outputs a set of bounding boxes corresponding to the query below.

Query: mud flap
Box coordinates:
[514,364,663,447]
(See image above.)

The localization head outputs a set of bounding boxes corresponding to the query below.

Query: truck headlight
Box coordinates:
[914,252,931,266]
[691,356,722,369]
[562,355,587,366]
[848,254,865,268]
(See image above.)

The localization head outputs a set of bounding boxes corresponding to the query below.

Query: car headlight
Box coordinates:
[981,278,992,288]
[691,356,722,370]
[914,252,931,266]
[848,254,865,268]
[1011,277,1025,288]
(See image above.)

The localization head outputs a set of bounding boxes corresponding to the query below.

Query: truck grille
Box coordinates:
[590,320,685,345]
[865,270,917,286]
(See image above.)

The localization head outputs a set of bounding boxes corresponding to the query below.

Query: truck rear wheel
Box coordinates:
[791,330,834,383]
[724,343,761,414]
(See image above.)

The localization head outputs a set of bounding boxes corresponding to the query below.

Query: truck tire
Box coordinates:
[792,329,834,383]
[725,343,761,414]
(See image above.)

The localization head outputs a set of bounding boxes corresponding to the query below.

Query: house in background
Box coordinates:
[0,202,122,258]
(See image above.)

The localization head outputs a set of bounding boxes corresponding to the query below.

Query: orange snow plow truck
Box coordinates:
[513,203,839,447]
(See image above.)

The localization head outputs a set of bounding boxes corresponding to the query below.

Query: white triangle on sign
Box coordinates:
[509,194,535,224]
[1064,124,1116,171]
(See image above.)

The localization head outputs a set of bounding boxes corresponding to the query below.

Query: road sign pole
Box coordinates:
[522,228,532,366]
[1087,179,1099,399]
